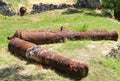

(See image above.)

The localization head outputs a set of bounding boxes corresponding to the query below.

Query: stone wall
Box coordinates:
[75,0,101,8]
[31,3,72,14]
[87,0,101,8]
[0,0,15,16]
[31,0,101,14]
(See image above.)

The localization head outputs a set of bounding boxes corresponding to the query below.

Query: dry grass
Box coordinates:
[28,0,77,5]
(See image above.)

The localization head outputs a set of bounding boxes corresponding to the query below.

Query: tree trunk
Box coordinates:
[114,9,120,21]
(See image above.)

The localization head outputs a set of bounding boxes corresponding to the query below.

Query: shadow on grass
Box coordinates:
[62,8,84,15]
[62,8,112,18]
[8,52,82,81]
[84,12,103,17]
[0,64,39,81]
[53,69,82,81]
[84,11,112,18]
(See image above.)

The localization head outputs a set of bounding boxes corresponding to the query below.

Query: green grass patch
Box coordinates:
[98,58,120,76]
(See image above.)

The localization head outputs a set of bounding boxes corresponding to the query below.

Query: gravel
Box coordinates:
[106,45,120,59]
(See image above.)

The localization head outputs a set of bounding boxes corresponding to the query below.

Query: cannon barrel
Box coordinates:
[8,38,88,79]
[8,29,118,45]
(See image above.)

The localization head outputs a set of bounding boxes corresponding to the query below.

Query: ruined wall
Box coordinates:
[75,0,101,8]
[0,0,15,16]
[31,3,72,14]
[87,0,101,8]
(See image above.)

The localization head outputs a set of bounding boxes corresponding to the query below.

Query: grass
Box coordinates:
[27,0,76,5]
[0,2,120,80]
[5,0,28,7]
[98,58,120,76]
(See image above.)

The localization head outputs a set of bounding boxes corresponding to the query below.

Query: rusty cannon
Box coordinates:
[8,29,118,45]
[8,38,88,79]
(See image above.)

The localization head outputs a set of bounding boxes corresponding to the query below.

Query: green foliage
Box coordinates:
[102,0,120,11]
[81,24,88,32]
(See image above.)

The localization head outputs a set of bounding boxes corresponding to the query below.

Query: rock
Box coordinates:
[54,5,57,9]
[61,3,67,8]
[57,4,63,9]
[49,4,54,10]
[31,3,72,14]
[106,45,120,59]
[0,0,15,16]
[0,0,6,6]
[74,0,101,8]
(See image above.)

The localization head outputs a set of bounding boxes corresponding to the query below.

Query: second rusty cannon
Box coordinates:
[8,28,118,45]
[8,38,88,79]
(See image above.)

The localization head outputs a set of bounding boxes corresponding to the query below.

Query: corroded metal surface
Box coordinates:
[8,38,88,79]
[7,29,75,44]
[74,30,118,41]
[8,29,118,45]
[8,38,35,56]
